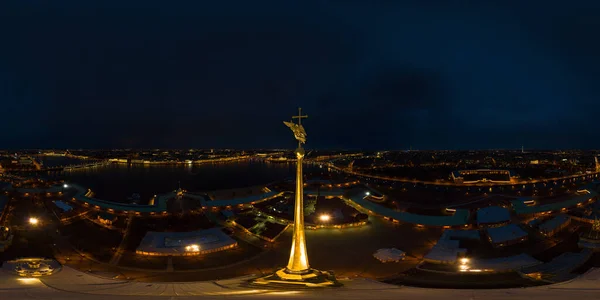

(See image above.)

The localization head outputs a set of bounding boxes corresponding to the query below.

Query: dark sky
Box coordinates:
[1,1,600,150]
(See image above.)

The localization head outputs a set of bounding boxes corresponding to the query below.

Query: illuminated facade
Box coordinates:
[451,169,515,184]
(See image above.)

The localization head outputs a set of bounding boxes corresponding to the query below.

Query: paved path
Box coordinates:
[109,212,135,265]
[1,265,600,300]
[166,257,173,272]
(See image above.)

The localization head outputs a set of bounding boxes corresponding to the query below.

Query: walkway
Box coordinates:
[108,212,135,266]
[1,265,600,300]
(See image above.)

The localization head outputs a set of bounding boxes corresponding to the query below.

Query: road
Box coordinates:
[109,212,135,266]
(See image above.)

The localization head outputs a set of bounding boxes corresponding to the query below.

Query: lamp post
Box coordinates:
[62,183,68,196]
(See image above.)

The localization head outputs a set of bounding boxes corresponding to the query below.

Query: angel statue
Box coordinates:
[283,121,307,144]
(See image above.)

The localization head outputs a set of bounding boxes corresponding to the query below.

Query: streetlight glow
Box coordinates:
[319,214,331,222]
[28,218,39,225]
[365,191,370,196]
[63,184,69,188]
[458,257,470,271]
[185,244,200,252]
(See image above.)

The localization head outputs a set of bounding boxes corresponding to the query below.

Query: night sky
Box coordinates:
[2,1,600,150]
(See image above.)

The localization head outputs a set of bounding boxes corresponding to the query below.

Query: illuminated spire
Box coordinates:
[285,108,310,273]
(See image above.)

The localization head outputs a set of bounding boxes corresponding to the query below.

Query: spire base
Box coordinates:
[251,268,339,288]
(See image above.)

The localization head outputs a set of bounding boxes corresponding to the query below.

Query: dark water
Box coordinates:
[38,156,88,167]
[46,160,315,204]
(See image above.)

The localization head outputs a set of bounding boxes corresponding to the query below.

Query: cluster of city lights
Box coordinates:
[185,244,200,252]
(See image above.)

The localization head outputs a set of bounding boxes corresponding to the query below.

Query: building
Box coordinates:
[423,229,478,264]
[450,169,515,184]
[539,214,571,237]
[579,218,600,251]
[476,206,511,227]
[347,189,470,227]
[512,186,597,217]
[486,224,529,247]
[424,239,466,264]
[136,228,237,256]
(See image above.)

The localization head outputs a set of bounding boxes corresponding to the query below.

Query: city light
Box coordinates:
[63,183,69,188]
[319,214,331,222]
[28,218,39,225]
[458,257,470,272]
[185,244,200,252]
[17,277,40,284]
[365,191,370,196]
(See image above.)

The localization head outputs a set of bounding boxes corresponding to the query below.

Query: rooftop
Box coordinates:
[347,189,470,226]
[512,184,597,215]
[476,206,511,225]
[539,214,570,234]
[486,224,528,244]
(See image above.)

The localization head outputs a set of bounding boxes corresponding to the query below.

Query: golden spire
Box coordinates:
[285,107,310,273]
[252,108,337,286]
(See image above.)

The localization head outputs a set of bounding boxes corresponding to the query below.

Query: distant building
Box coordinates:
[18,157,33,165]
[450,169,515,184]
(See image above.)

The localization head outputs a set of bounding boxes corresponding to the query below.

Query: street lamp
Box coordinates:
[185,244,200,252]
[365,191,370,196]
[28,217,39,226]
[459,257,470,272]
[319,214,331,222]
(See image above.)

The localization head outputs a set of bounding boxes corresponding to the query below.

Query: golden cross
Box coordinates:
[292,107,308,125]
